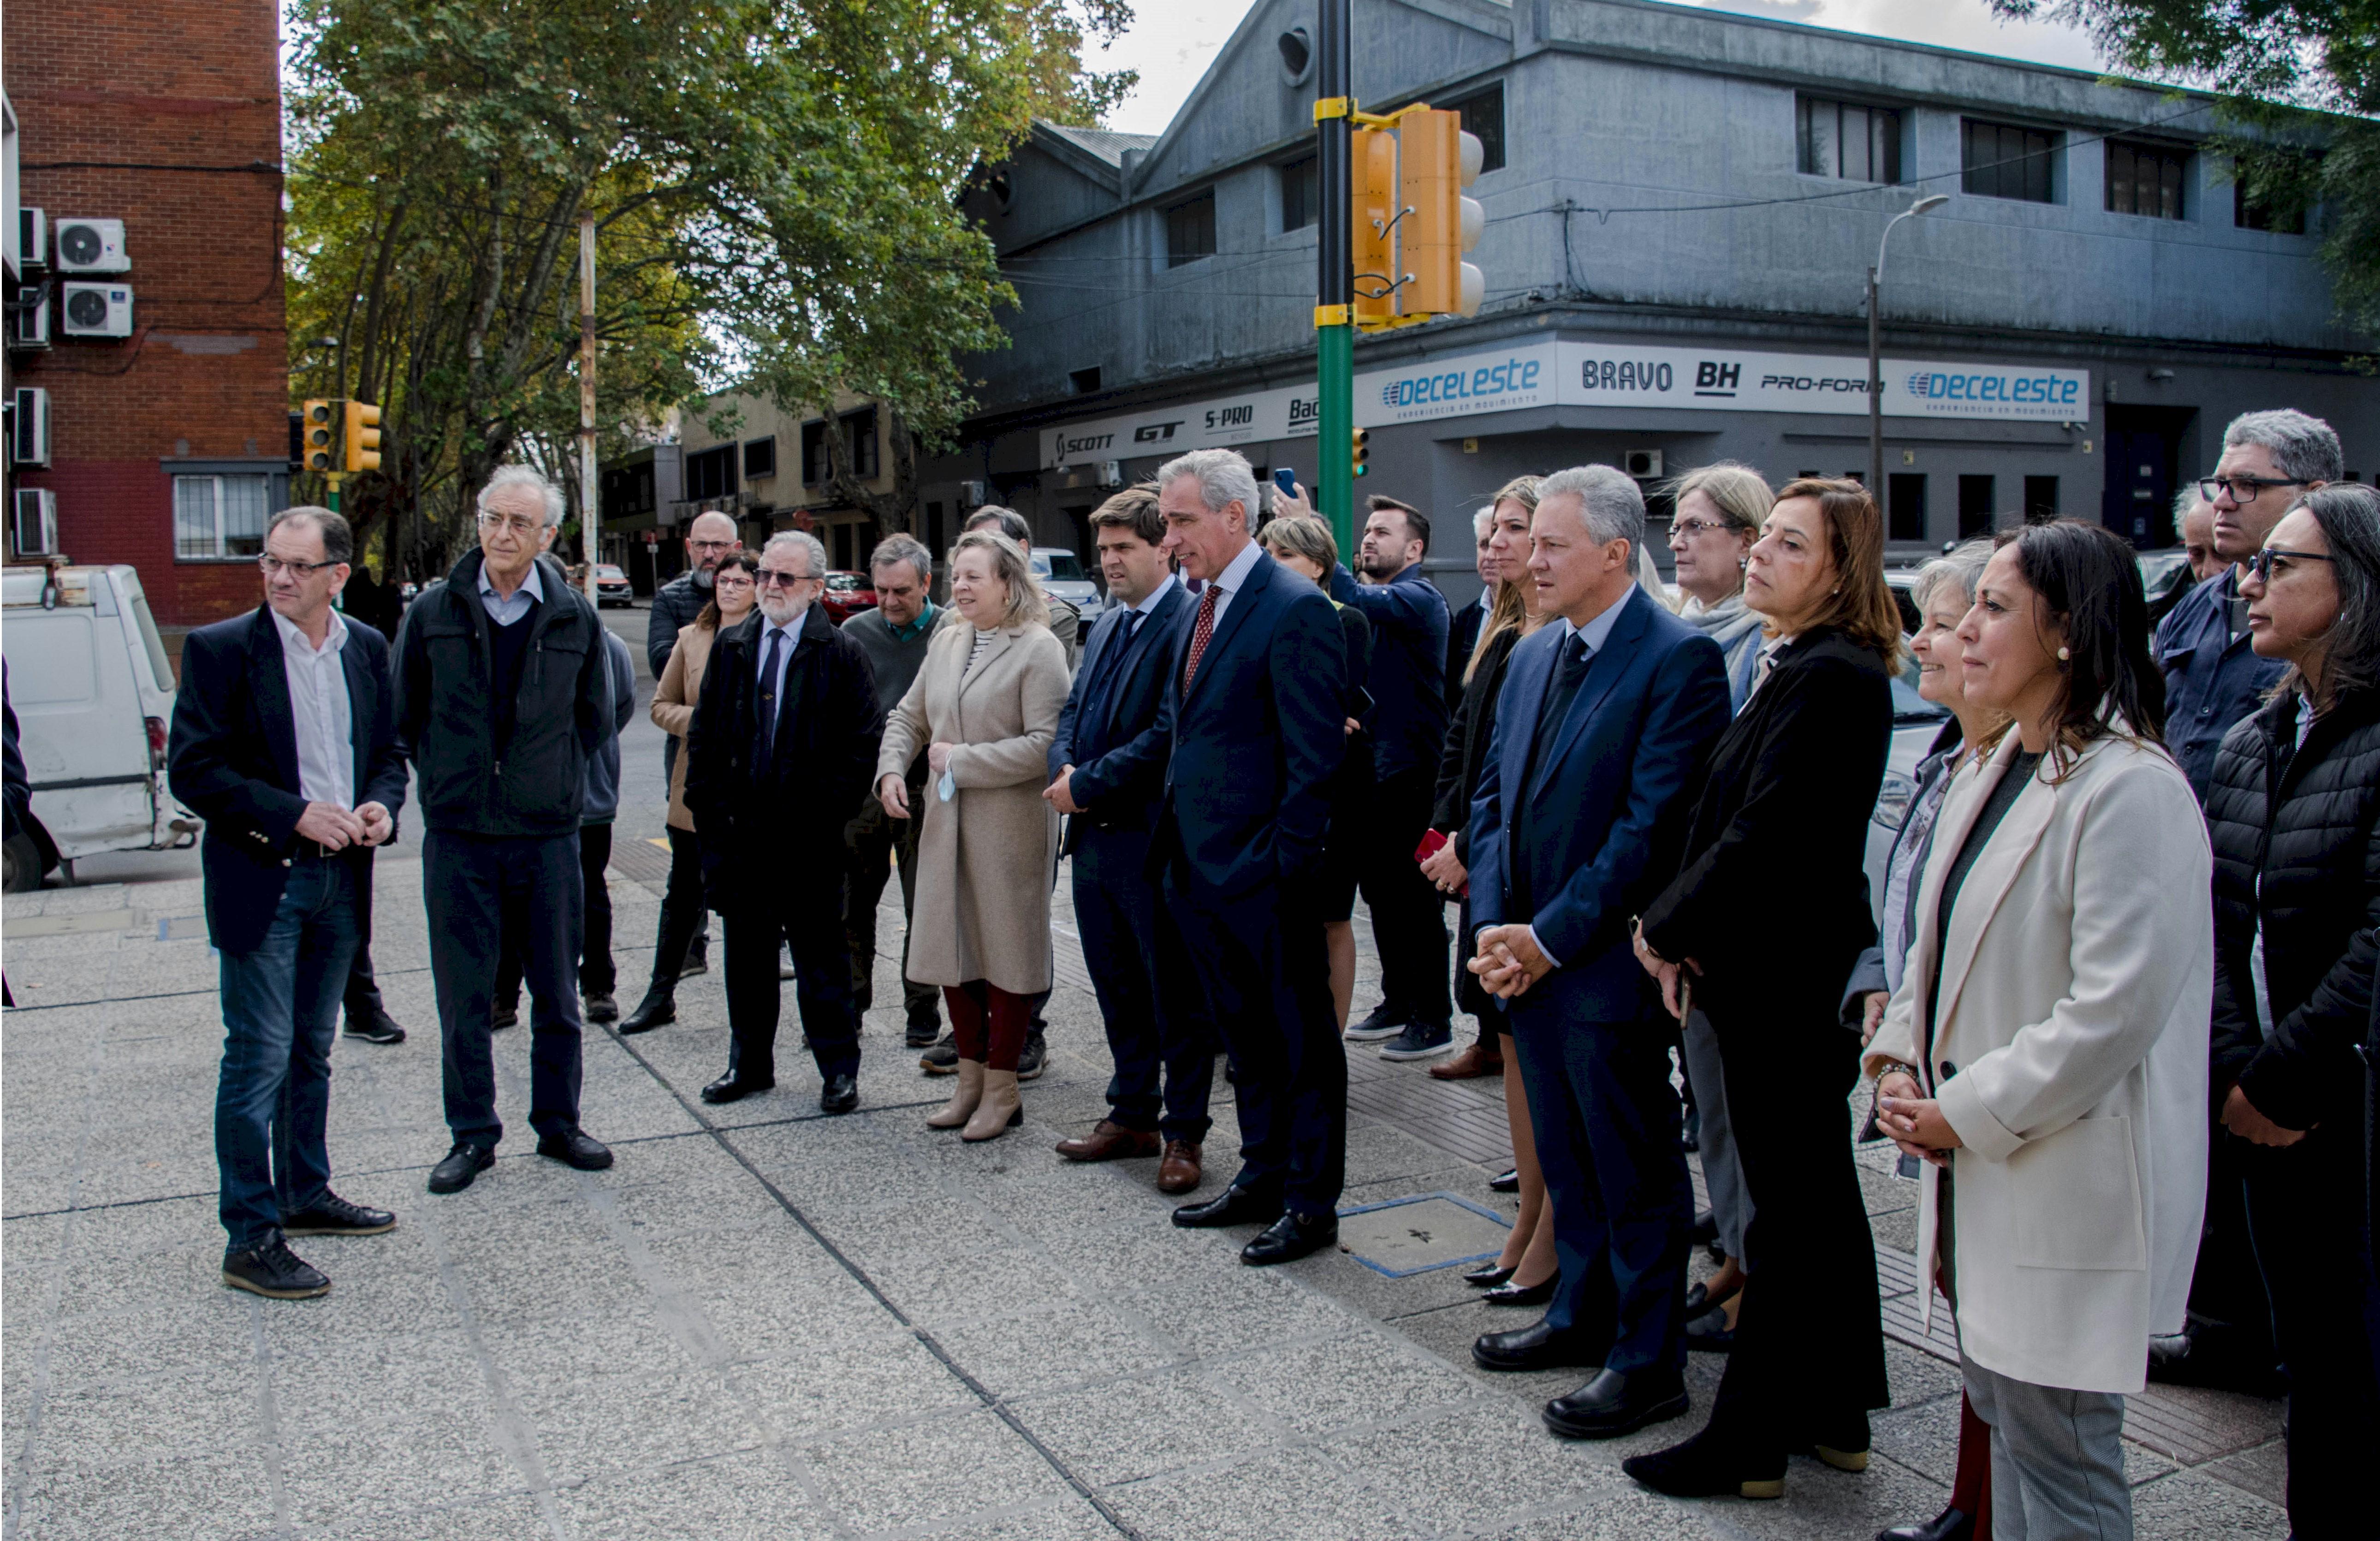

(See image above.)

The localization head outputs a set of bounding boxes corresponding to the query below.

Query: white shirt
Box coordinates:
[1202,540,1265,629]
[272,608,354,809]
[1125,571,1181,620]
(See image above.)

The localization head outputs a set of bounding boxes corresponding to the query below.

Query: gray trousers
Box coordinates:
[1961,1356,2130,1541]
[1680,1008,1752,1262]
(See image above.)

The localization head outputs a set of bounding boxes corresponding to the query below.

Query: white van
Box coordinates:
[2,564,196,888]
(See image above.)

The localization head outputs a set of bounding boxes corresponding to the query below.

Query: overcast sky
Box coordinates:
[1091,0,2112,137]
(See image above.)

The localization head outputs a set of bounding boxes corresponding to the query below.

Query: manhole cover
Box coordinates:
[1336,1193,1511,1278]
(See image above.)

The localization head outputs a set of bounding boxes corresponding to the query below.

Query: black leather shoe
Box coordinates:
[342,1009,405,1046]
[1172,1185,1284,1230]
[1685,1279,1738,1320]
[491,1003,518,1031]
[222,1235,330,1298]
[1876,1507,1973,1541]
[1543,1367,1690,1440]
[1241,1210,1337,1266]
[1623,1430,1785,1500]
[1483,1272,1559,1307]
[427,1142,494,1195]
[584,991,619,1024]
[701,1075,773,1105]
[619,987,675,1034]
[1488,1168,1520,1194]
[536,1127,614,1171]
[1789,1411,1872,1472]
[281,1194,396,1237]
[1463,1262,1517,1287]
[1686,1307,1738,1352]
[1471,1319,1605,1373]
[819,1074,859,1114]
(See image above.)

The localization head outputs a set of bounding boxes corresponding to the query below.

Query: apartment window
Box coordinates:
[1279,155,1319,232]
[1447,83,1506,174]
[806,411,878,483]
[174,474,271,559]
[684,444,737,501]
[1799,97,1902,185]
[2236,175,2309,234]
[1165,190,1216,268]
[2106,141,2186,220]
[2024,476,2061,524]
[1964,119,2058,203]
[742,435,777,480]
[1958,475,1996,539]
[1887,473,1928,543]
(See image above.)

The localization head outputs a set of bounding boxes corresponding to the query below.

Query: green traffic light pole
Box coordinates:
[1315,0,1354,558]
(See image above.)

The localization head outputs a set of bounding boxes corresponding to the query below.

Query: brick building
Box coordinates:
[4,0,289,628]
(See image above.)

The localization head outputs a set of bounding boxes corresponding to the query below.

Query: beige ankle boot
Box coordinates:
[928,1059,985,1129]
[962,1067,1023,1142]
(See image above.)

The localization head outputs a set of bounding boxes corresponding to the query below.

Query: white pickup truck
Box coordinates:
[2,564,196,888]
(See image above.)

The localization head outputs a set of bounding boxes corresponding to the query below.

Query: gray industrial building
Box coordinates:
[917,0,2376,602]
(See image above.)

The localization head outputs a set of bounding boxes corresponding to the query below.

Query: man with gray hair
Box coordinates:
[2176,488,2223,586]
[397,465,621,1196]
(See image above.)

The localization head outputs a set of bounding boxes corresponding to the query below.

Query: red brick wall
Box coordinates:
[6,0,288,626]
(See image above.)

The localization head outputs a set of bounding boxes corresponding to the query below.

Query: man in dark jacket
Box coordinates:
[684,531,884,1113]
[169,507,409,1298]
[396,467,618,1196]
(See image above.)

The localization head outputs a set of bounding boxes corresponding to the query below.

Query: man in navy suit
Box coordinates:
[1151,448,1350,1266]
[169,507,409,1300]
[1045,485,1211,1192]
[1462,465,1731,1440]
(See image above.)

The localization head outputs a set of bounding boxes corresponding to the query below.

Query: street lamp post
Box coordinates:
[1867,194,1947,500]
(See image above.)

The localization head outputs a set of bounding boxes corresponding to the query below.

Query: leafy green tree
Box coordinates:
[285,0,1133,576]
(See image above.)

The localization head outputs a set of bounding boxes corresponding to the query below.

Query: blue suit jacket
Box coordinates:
[1328,560,1449,779]
[1049,582,1191,834]
[1466,587,1730,1020]
[1156,550,1347,897]
[2155,566,2286,803]
[168,606,409,956]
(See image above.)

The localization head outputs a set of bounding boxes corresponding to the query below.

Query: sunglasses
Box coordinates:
[755,569,815,589]
[2248,547,2336,584]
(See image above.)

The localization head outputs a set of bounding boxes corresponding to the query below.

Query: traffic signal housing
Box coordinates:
[1399,108,1485,319]
[302,400,335,473]
[1351,126,1397,327]
[342,401,382,474]
[1351,426,1371,479]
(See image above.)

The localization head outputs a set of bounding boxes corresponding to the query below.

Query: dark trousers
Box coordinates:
[1074,823,1214,1143]
[1508,1003,1692,1375]
[843,799,940,1030]
[2180,1126,2280,1373]
[1702,990,1889,1457]
[646,823,707,988]
[2242,1125,2380,1539]
[722,887,860,1085]
[497,823,615,1006]
[424,829,586,1146]
[1162,862,1344,1217]
[215,857,360,1247]
[1355,767,1451,1023]
[340,858,387,1024]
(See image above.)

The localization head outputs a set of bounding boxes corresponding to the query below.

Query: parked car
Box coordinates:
[1,564,197,889]
[567,562,635,607]
[821,570,877,624]
[2138,548,2196,627]
[1032,547,1102,620]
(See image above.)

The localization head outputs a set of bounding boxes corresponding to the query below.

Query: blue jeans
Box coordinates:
[214,857,361,1249]
[423,829,586,1146]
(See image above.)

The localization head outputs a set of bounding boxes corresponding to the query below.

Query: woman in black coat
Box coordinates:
[2204,482,2380,1539]
[1625,477,1901,1500]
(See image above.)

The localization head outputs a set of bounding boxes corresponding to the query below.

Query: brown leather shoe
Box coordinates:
[1054,1120,1162,1163]
[1428,1041,1505,1081]
[1157,1140,1204,1194]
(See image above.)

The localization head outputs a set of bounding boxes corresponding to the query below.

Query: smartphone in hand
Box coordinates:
[1272,467,1300,502]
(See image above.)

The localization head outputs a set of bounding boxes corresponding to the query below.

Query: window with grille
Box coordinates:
[1963,119,2059,203]
[173,475,271,559]
[2106,141,2186,220]
[1798,98,1902,185]
[1166,190,1216,268]
[1280,156,1318,232]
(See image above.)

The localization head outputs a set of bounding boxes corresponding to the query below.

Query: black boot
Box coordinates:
[619,984,676,1034]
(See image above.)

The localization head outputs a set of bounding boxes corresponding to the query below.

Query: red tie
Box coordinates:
[1181,583,1222,692]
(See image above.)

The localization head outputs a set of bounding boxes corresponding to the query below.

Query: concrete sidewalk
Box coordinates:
[2,857,2285,1540]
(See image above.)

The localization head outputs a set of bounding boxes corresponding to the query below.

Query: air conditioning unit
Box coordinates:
[1623,448,1664,480]
[11,388,50,467]
[960,479,989,507]
[60,282,133,339]
[10,290,51,351]
[53,217,129,274]
[12,489,58,557]
[18,209,47,274]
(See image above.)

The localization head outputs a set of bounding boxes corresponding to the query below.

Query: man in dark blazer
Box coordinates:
[1151,449,1349,1266]
[683,530,884,1113]
[1463,465,1731,1440]
[169,506,409,1299]
[1045,485,1209,1192]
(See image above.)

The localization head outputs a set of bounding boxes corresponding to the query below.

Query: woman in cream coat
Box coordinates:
[877,530,1068,1141]
[1867,521,2208,1541]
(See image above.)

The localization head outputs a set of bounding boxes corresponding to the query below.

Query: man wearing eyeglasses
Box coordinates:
[169,506,409,1298]
[394,465,621,1196]
[2156,408,2340,804]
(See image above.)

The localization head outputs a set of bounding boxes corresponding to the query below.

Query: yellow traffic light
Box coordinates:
[343,401,382,474]
[302,400,336,473]
[1397,108,1485,319]
[1352,426,1371,479]
[1351,126,1397,327]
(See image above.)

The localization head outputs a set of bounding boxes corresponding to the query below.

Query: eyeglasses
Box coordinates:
[2248,547,2337,584]
[689,539,737,553]
[475,512,543,537]
[258,554,339,577]
[2199,475,2304,504]
[1669,518,1742,540]
[713,574,755,590]
[755,569,815,589]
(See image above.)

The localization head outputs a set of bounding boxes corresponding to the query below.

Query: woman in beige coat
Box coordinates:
[1867,521,2209,1540]
[876,530,1068,1141]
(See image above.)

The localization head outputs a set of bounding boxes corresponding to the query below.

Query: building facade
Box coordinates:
[4,0,291,628]
[923,0,2375,604]
[643,390,902,576]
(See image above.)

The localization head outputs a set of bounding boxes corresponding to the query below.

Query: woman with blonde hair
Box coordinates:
[1664,462,1773,709]
[877,530,1070,1141]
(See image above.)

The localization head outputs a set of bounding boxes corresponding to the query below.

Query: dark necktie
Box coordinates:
[1089,610,1143,703]
[1181,584,1222,692]
[1536,630,1593,739]
[756,625,784,768]
[1512,631,1593,918]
